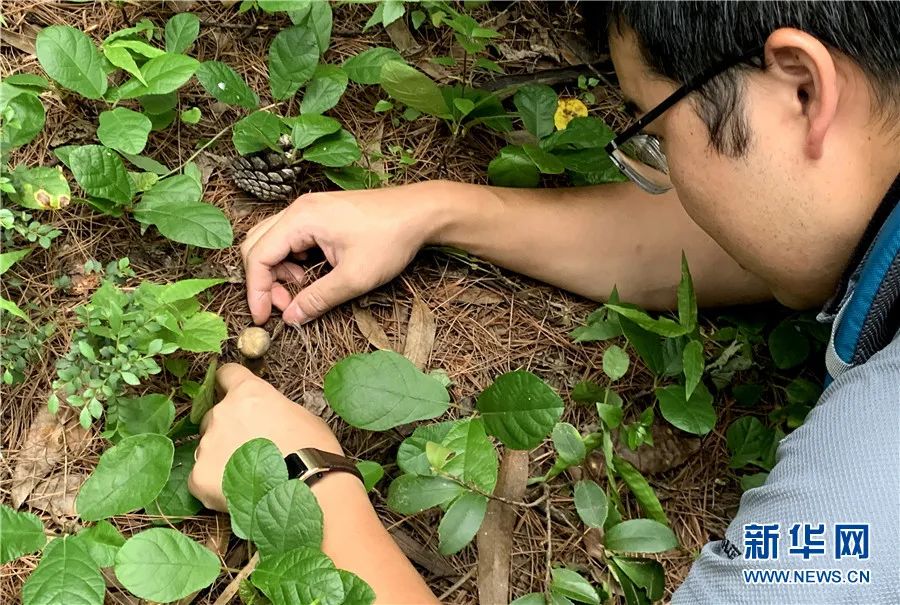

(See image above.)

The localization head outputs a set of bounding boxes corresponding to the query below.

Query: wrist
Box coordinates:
[412,179,498,248]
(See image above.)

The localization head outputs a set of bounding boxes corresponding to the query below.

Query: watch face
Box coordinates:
[285,452,309,479]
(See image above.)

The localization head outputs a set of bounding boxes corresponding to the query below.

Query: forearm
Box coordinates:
[424,180,771,310]
[311,473,439,605]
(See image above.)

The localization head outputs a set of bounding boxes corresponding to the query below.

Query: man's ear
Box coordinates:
[764,28,839,160]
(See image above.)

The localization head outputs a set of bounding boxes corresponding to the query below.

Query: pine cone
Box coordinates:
[229,136,304,201]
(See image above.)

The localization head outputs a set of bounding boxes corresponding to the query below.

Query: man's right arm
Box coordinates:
[240,179,771,325]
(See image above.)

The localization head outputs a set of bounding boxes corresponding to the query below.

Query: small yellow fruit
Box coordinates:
[554,98,589,130]
[237,327,271,359]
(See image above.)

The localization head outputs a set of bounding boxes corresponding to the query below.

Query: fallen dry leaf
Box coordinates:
[27,472,87,517]
[403,297,436,370]
[11,406,91,508]
[352,303,393,351]
[0,22,40,55]
[302,389,333,421]
[386,18,418,53]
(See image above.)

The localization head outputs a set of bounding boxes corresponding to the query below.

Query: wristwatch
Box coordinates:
[284,448,363,488]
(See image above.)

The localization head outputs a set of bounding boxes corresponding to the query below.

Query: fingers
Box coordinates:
[282,264,365,325]
[216,362,257,395]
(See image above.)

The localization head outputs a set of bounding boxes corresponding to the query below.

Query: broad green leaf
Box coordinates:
[552,422,585,465]
[488,146,540,188]
[159,277,225,303]
[656,383,716,436]
[612,456,668,526]
[726,416,774,469]
[612,557,665,602]
[0,248,31,275]
[251,546,345,605]
[0,296,30,322]
[164,12,200,54]
[571,381,619,404]
[36,25,108,99]
[67,145,133,205]
[223,438,289,540]
[189,357,219,424]
[75,521,125,568]
[134,198,233,249]
[682,339,705,400]
[396,421,457,476]
[121,152,169,175]
[380,0,405,26]
[232,110,282,155]
[3,74,50,91]
[602,345,630,381]
[573,480,608,528]
[425,441,454,471]
[379,61,451,119]
[324,350,450,430]
[604,518,678,553]
[522,143,564,174]
[147,442,202,521]
[476,370,564,450]
[140,174,201,206]
[102,44,146,86]
[289,0,332,54]
[605,304,689,338]
[97,108,152,155]
[596,401,624,429]
[108,394,174,440]
[22,537,105,605]
[114,528,219,601]
[540,117,616,151]
[111,53,199,99]
[251,480,324,556]
[0,504,45,564]
[356,461,384,492]
[289,114,341,149]
[104,19,155,44]
[441,417,498,492]
[338,570,376,605]
[618,316,665,375]
[300,64,348,115]
[677,253,697,332]
[438,492,487,555]
[269,25,319,99]
[386,475,464,514]
[139,91,178,114]
[195,61,259,109]
[105,39,165,59]
[323,166,381,191]
[176,311,228,352]
[514,84,556,139]
[550,567,599,605]
[303,128,361,167]
[76,433,174,521]
[740,472,769,491]
[510,594,548,605]
[181,107,201,124]
[768,319,810,369]
[342,47,404,85]
[1,92,45,148]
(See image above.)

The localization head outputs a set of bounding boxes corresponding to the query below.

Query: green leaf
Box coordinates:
[290,0,332,54]
[618,316,665,375]
[223,438,289,540]
[233,110,282,155]
[522,143,564,174]
[102,44,146,85]
[121,152,169,175]
[596,401,624,430]
[147,442,202,521]
[105,39,165,59]
[111,53,199,99]
[677,252,697,332]
[164,12,200,54]
[75,521,125,568]
[269,25,319,99]
[441,417,498,492]
[97,108,152,155]
[251,546,345,605]
[324,350,450,431]
[303,128,361,167]
[604,518,678,554]
[438,492,487,555]
[195,61,259,109]
[323,166,380,191]
[552,422,585,465]
[189,358,219,424]
[0,504,45,564]
[541,117,616,152]
[22,536,105,605]
[386,475,464,515]
[572,381,621,406]
[656,383,715,436]
[76,433,174,521]
[373,99,393,112]
[550,567,599,605]
[452,97,475,117]
[114,528,219,601]
[514,84,556,139]
[342,47,404,85]
[726,416,774,469]
[8,165,72,210]
[768,319,810,369]
[1,92,45,148]
[159,278,225,304]
[181,107,201,124]
[573,480,608,528]
[488,146,541,188]
[682,340,704,400]
[611,557,664,602]
[740,472,769,491]
[67,145,133,205]
[337,570,376,605]
[300,64,348,115]
[381,0,405,26]
[0,296,30,322]
[602,345,630,381]
[510,594,548,605]
[397,422,456,475]
[612,456,668,526]
[108,394,175,440]
[379,61,451,119]
[251,480,324,556]
[425,441,454,471]
[0,248,31,275]
[134,198,233,249]
[3,74,50,91]
[605,304,689,338]
[289,114,341,149]
[176,312,228,352]
[476,370,564,450]
[36,25,108,99]
[356,460,384,492]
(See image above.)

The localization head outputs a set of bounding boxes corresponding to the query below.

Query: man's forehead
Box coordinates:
[608,26,675,118]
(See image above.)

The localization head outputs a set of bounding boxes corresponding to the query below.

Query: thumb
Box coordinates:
[283,266,365,325]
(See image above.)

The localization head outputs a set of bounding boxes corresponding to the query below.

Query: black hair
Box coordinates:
[604,1,900,156]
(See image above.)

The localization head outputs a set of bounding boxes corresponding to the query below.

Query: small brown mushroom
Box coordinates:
[237,327,271,374]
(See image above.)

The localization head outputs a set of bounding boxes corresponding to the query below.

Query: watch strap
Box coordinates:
[284,448,363,487]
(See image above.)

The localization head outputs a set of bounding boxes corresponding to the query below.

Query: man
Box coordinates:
[188,2,900,603]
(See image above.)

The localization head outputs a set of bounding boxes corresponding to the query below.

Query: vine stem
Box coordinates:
[436,469,547,508]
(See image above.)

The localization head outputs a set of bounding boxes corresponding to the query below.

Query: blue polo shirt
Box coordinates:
[673,176,900,604]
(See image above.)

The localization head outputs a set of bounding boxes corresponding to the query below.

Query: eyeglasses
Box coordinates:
[605,46,764,194]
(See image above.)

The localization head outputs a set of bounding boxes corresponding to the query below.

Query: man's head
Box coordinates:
[604,2,900,308]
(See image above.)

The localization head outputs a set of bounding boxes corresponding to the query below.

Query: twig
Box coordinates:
[436,469,546,508]
[438,566,477,601]
[543,483,552,594]
[212,551,260,605]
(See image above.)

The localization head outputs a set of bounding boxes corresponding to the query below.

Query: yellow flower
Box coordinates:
[554,98,588,130]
